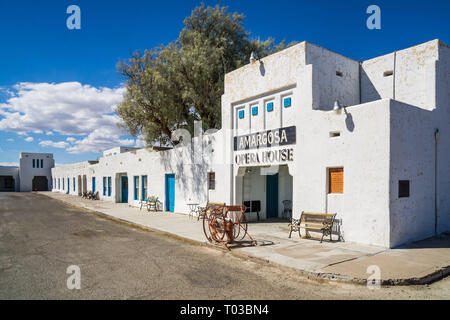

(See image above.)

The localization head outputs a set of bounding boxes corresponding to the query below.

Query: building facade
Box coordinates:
[51,39,450,248]
[0,152,54,192]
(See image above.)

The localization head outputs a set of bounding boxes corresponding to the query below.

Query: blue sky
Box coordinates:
[0,0,449,165]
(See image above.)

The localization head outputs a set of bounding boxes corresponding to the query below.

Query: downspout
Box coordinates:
[393,51,397,99]
[359,60,362,104]
[434,128,439,236]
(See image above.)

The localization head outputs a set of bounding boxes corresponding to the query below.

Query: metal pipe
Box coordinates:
[434,128,439,236]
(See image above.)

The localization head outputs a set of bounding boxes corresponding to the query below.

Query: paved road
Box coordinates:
[0,192,449,299]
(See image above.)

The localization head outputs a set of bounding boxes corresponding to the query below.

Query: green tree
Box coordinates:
[117,4,292,146]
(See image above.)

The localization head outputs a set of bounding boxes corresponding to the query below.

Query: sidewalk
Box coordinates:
[41,192,450,285]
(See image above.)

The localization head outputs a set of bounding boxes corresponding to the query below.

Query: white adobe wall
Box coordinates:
[19,153,54,191]
[296,99,392,247]
[52,131,223,214]
[305,42,360,110]
[435,42,450,234]
[362,39,440,110]
[389,100,434,247]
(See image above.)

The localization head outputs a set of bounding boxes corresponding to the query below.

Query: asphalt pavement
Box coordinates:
[0,192,449,299]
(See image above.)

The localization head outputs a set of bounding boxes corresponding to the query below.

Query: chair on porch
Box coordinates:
[282,200,292,220]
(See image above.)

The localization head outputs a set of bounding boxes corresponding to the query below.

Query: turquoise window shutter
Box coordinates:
[267,102,274,112]
[252,106,258,116]
[283,97,292,108]
[238,109,245,119]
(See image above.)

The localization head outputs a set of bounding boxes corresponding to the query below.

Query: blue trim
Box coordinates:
[121,176,128,203]
[142,176,148,201]
[92,177,96,192]
[107,177,111,197]
[238,109,245,119]
[134,176,139,200]
[251,106,258,116]
[266,173,279,218]
[266,102,274,112]
[165,174,175,212]
[283,97,292,108]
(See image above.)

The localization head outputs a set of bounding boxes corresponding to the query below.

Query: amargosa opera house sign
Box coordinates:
[234,126,296,165]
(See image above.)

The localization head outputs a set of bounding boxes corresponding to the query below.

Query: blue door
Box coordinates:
[165,174,175,212]
[121,176,128,203]
[266,173,279,218]
[66,178,70,194]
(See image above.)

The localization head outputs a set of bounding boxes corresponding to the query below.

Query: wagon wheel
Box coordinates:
[208,213,226,243]
[202,209,213,243]
[237,211,248,240]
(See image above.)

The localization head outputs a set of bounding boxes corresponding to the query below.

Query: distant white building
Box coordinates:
[0,152,54,192]
[51,39,449,248]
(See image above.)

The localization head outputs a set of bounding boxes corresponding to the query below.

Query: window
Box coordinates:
[32,159,35,168]
[62,178,65,190]
[208,172,216,190]
[283,97,292,108]
[134,176,139,200]
[328,168,344,193]
[73,177,76,192]
[142,176,148,200]
[58,178,60,190]
[329,131,341,138]
[103,177,107,196]
[238,109,245,119]
[266,102,274,112]
[107,177,112,197]
[398,180,410,198]
[336,71,343,77]
[251,106,258,116]
[40,159,43,168]
[384,70,393,77]
[92,177,96,192]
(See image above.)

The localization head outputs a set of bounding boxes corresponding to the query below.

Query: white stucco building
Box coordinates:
[0,152,54,192]
[51,39,450,248]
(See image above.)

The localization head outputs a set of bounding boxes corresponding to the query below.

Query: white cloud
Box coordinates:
[0,81,130,154]
[39,140,69,149]
[66,127,135,154]
[7,138,14,142]
[0,82,125,136]
[0,162,19,167]
[25,137,34,142]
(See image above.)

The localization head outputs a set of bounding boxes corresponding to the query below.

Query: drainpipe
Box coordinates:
[434,128,439,236]
[393,51,397,100]
[359,60,362,104]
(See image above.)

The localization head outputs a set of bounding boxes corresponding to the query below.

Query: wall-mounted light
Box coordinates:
[333,100,342,115]
[250,52,257,64]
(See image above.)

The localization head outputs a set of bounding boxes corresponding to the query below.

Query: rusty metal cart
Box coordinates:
[202,204,256,250]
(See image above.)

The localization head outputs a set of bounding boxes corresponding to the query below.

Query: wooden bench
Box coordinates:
[289,211,336,243]
[197,202,225,221]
